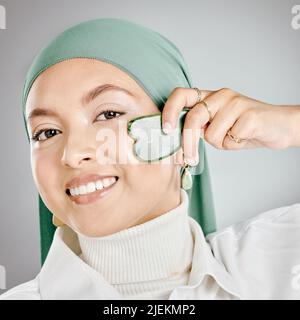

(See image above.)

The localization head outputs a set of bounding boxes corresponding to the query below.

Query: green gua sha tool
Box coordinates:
[127,107,190,163]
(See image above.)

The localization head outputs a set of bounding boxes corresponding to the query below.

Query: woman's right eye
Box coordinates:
[31,129,62,142]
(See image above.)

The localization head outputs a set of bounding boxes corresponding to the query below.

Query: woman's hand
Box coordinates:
[162,87,300,166]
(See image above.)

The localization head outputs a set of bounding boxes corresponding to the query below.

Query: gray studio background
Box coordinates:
[0,0,299,292]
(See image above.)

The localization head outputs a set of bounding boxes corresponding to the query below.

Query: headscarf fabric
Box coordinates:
[22,18,217,265]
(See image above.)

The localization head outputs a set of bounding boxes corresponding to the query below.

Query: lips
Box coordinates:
[65,173,118,191]
[65,174,119,205]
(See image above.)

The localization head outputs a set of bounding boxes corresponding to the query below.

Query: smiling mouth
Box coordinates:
[65,176,119,206]
[66,176,119,205]
[65,176,119,197]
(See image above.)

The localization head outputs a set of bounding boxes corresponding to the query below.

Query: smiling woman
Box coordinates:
[26,57,184,231]
[18,18,216,267]
[1,16,300,301]
[4,10,300,300]
[0,18,218,300]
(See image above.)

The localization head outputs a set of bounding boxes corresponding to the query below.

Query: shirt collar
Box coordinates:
[38,214,241,300]
[181,217,241,299]
[38,226,123,299]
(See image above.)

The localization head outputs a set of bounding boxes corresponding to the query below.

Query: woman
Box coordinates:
[1,18,300,300]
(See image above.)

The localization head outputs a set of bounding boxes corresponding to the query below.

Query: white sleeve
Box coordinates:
[0,279,41,300]
[206,203,300,299]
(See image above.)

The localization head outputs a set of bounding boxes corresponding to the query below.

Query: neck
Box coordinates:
[135,183,181,227]
[76,188,194,299]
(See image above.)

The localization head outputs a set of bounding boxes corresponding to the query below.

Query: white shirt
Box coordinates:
[1,190,300,299]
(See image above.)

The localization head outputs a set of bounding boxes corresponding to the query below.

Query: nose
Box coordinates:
[61,132,96,168]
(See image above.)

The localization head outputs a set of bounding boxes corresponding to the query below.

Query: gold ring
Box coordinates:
[193,87,202,104]
[200,100,213,122]
[226,129,248,143]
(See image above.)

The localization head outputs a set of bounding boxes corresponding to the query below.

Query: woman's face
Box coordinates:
[25,58,183,237]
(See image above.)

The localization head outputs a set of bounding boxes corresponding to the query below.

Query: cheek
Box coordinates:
[95,124,140,166]
[31,150,60,197]
[124,161,175,194]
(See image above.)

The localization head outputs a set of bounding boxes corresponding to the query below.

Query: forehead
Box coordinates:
[25,58,146,112]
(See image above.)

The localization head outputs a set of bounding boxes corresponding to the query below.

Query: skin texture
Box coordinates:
[25,58,184,237]
[162,87,300,167]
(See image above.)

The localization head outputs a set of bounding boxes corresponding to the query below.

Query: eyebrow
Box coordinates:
[26,84,134,122]
[83,84,134,105]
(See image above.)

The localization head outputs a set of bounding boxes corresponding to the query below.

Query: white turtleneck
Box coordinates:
[77,188,195,300]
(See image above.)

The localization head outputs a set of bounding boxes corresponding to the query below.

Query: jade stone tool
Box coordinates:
[127,107,190,163]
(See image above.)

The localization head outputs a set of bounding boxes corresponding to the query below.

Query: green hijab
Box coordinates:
[22,18,216,265]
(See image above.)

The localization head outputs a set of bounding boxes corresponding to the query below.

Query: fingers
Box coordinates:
[181,88,235,163]
[163,87,257,165]
[162,87,212,134]
[222,110,258,150]
[203,100,244,149]
[181,124,203,166]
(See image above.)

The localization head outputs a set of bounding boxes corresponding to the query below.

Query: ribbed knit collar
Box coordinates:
[76,188,194,298]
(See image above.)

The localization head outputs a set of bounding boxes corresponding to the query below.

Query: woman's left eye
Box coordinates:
[96,110,125,121]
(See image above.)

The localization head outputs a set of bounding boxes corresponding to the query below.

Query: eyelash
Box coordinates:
[30,109,125,142]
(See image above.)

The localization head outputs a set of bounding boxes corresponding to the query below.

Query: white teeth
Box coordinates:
[68,177,117,196]
[86,182,96,193]
[102,178,112,188]
[79,185,87,195]
[96,180,103,190]
[109,177,116,185]
[75,187,80,196]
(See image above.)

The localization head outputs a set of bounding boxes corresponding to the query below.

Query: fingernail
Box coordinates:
[163,122,173,134]
[185,157,198,166]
